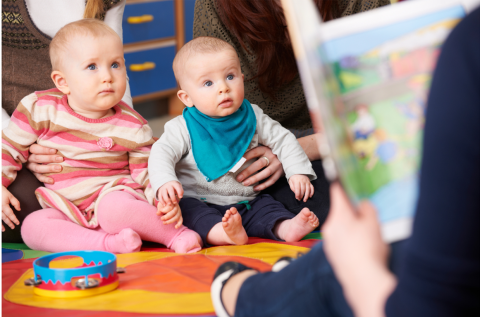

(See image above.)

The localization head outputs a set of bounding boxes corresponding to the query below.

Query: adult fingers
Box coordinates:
[28,153,63,164]
[30,143,57,155]
[236,157,271,184]
[27,161,62,174]
[310,184,315,198]
[2,224,4,232]
[357,201,379,222]
[323,183,356,232]
[242,146,268,161]
[252,168,283,191]
[31,172,54,184]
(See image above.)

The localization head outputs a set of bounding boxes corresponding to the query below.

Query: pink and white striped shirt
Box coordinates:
[2,89,156,228]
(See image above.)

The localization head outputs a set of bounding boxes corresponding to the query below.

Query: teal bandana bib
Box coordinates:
[183,99,256,182]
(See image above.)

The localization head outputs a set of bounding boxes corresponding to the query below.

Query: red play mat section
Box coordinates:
[2,238,320,317]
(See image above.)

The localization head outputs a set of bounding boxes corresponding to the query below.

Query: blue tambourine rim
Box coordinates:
[33,250,117,285]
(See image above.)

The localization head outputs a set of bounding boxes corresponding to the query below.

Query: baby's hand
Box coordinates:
[2,186,21,232]
[157,181,184,207]
[157,202,183,229]
[288,175,314,202]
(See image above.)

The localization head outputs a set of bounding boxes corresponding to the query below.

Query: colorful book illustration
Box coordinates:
[282,0,480,242]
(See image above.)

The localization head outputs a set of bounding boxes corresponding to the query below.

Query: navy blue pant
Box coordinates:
[235,240,407,317]
[236,242,353,317]
[179,194,295,247]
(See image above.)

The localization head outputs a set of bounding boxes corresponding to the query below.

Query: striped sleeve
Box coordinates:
[2,93,43,187]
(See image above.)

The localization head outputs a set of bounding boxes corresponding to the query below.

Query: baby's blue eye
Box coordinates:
[111,62,119,69]
[204,81,213,87]
[87,64,96,70]
[227,74,234,80]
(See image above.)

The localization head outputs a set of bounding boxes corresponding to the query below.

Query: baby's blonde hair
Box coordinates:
[50,18,120,71]
[173,36,238,87]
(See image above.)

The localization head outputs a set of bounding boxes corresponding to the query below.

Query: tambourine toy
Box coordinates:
[24,250,125,298]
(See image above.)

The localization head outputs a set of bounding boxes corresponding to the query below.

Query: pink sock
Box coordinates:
[21,208,141,253]
[97,191,202,253]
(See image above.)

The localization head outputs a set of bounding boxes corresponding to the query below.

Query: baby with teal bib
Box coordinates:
[148,37,319,248]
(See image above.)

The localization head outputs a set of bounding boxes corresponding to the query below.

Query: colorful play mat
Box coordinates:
[2,233,321,316]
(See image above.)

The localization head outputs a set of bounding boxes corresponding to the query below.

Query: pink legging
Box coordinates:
[21,191,202,254]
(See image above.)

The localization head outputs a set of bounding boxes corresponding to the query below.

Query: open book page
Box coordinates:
[282,0,480,242]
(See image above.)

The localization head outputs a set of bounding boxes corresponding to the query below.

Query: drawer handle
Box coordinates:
[129,62,156,72]
[127,15,154,24]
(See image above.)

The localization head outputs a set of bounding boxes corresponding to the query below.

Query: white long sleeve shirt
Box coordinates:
[149,103,316,205]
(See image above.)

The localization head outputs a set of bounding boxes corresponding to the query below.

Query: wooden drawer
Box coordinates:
[125,45,177,97]
[123,0,175,44]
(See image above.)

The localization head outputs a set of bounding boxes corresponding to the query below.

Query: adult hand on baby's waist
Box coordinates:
[236,146,284,191]
[26,144,63,184]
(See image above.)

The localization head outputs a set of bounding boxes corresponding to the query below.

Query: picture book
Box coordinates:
[281,0,480,242]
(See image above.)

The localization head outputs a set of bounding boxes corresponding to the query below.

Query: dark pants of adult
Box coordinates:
[180,194,295,247]
[2,166,42,243]
[235,240,406,317]
[262,160,330,229]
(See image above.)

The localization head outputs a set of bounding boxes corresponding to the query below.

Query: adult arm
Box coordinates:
[323,183,396,317]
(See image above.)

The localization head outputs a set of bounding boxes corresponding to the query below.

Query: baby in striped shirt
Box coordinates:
[1,19,202,254]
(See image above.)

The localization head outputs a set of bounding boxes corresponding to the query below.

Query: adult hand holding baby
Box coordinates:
[236,146,284,191]
[157,181,184,229]
[2,186,20,232]
[26,144,64,184]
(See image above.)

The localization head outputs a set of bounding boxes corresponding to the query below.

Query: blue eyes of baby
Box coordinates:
[204,74,235,87]
[87,62,119,70]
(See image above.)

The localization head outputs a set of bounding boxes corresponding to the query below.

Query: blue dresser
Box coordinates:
[123,0,196,113]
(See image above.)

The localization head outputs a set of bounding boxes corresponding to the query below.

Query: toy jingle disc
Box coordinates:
[24,250,125,298]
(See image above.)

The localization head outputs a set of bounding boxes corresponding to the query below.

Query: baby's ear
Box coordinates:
[177,90,194,107]
[51,71,70,95]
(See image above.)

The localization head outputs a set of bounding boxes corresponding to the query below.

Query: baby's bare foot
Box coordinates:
[275,208,319,242]
[171,229,203,253]
[222,207,248,245]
